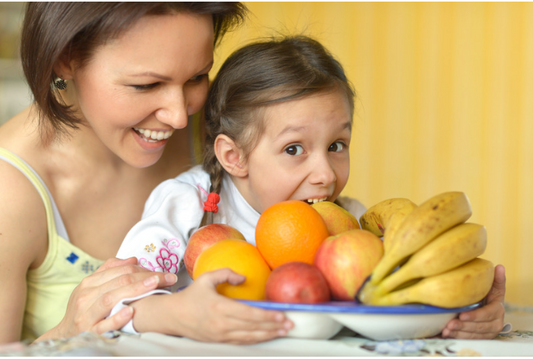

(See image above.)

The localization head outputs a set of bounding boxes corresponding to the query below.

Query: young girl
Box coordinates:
[114,35,507,340]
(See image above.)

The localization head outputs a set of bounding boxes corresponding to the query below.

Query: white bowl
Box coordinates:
[284,311,343,339]
[240,300,481,341]
[329,312,457,341]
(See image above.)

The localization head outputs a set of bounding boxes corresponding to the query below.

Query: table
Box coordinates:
[2,303,533,356]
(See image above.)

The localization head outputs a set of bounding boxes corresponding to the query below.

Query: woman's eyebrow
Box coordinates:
[129,72,172,81]
[128,60,214,81]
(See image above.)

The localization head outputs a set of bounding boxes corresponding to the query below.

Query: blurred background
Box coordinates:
[1,2,532,306]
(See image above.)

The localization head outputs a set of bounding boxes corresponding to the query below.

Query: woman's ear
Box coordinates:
[53,56,74,80]
[215,134,248,178]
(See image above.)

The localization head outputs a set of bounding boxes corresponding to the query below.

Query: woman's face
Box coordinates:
[68,12,214,168]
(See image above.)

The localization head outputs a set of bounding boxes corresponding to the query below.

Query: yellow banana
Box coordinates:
[359,198,418,253]
[368,258,494,308]
[369,191,472,284]
[368,223,487,298]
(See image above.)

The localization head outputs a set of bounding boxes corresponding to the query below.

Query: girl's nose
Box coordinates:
[309,156,337,186]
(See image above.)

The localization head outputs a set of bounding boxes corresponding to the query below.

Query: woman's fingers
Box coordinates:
[82,273,177,326]
[58,260,178,337]
[90,306,135,335]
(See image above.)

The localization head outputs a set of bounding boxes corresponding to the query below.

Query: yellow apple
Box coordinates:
[312,201,360,236]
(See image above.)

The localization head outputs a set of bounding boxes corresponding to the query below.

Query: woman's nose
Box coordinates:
[155,88,189,129]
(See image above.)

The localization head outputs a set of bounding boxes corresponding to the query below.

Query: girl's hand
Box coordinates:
[132,268,294,344]
[441,264,506,339]
[37,257,177,341]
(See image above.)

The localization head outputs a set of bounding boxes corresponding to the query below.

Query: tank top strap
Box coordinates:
[0,147,69,241]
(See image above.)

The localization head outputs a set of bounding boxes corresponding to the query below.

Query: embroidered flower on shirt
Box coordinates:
[144,243,156,252]
[139,238,181,273]
[156,248,179,274]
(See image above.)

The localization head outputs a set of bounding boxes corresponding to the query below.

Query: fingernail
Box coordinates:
[277,329,287,336]
[165,273,177,284]
[144,275,159,287]
[274,313,284,322]
[460,313,470,321]
[121,306,133,318]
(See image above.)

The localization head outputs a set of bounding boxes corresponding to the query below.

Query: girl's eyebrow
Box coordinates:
[274,125,307,139]
[275,120,352,139]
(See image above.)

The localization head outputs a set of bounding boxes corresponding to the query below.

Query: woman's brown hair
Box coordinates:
[200,35,356,226]
[20,2,247,137]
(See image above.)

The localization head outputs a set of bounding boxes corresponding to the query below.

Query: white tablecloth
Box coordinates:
[2,304,532,356]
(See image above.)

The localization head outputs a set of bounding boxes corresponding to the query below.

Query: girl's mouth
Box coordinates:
[305,196,328,204]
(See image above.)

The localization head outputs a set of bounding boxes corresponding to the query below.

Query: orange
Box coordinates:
[192,239,271,300]
[255,200,329,269]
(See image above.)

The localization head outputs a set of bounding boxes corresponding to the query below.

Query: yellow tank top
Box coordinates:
[0,148,105,341]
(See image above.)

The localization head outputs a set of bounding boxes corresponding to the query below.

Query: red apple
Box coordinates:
[265,261,331,303]
[184,224,245,277]
[312,201,360,236]
[314,229,383,301]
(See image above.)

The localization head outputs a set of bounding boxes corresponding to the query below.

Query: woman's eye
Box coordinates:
[329,142,345,152]
[285,145,304,156]
[189,74,208,83]
[132,83,159,91]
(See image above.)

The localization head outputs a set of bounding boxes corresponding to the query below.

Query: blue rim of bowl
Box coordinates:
[238,300,481,314]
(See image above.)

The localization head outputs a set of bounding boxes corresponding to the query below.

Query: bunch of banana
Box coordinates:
[359,198,418,254]
[358,191,494,308]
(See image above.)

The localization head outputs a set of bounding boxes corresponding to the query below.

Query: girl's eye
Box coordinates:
[285,145,304,156]
[132,83,159,91]
[329,142,345,152]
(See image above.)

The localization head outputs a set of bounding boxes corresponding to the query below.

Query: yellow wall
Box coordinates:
[214,2,533,306]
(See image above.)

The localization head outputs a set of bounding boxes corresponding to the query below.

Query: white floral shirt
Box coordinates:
[116,165,260,287]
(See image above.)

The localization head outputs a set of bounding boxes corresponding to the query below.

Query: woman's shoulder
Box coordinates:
[0,157,48,268]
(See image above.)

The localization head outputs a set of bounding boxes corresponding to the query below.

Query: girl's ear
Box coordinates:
[214,134,248,178]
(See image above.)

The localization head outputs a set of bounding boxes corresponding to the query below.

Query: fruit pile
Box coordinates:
[186,200,381,303]
[185,191,494,308]
[358,191,494,308]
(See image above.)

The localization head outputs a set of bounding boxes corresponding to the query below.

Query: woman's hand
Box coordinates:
[441,264,506,339]
[37,257,177,341]
[132,268,294,344]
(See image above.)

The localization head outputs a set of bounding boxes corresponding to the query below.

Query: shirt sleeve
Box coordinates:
[116,178,205,275]
[335,196,368,224]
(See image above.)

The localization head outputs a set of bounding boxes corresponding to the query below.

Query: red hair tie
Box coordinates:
[203,193,220,213]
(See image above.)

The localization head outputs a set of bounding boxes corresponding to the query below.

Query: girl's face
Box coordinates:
[66,12,214,168]
[237,89,352,214]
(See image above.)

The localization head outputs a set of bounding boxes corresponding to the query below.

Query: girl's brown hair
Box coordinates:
[200,35,355,225]
[20,2,247,138]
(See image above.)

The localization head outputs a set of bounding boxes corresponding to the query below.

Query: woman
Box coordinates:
[0,2,291,344]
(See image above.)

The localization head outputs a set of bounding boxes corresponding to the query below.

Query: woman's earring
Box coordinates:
[53,77,67,90]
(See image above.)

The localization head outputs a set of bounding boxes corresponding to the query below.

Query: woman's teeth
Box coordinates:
[134,128,174,142]
[307,197,328,204]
